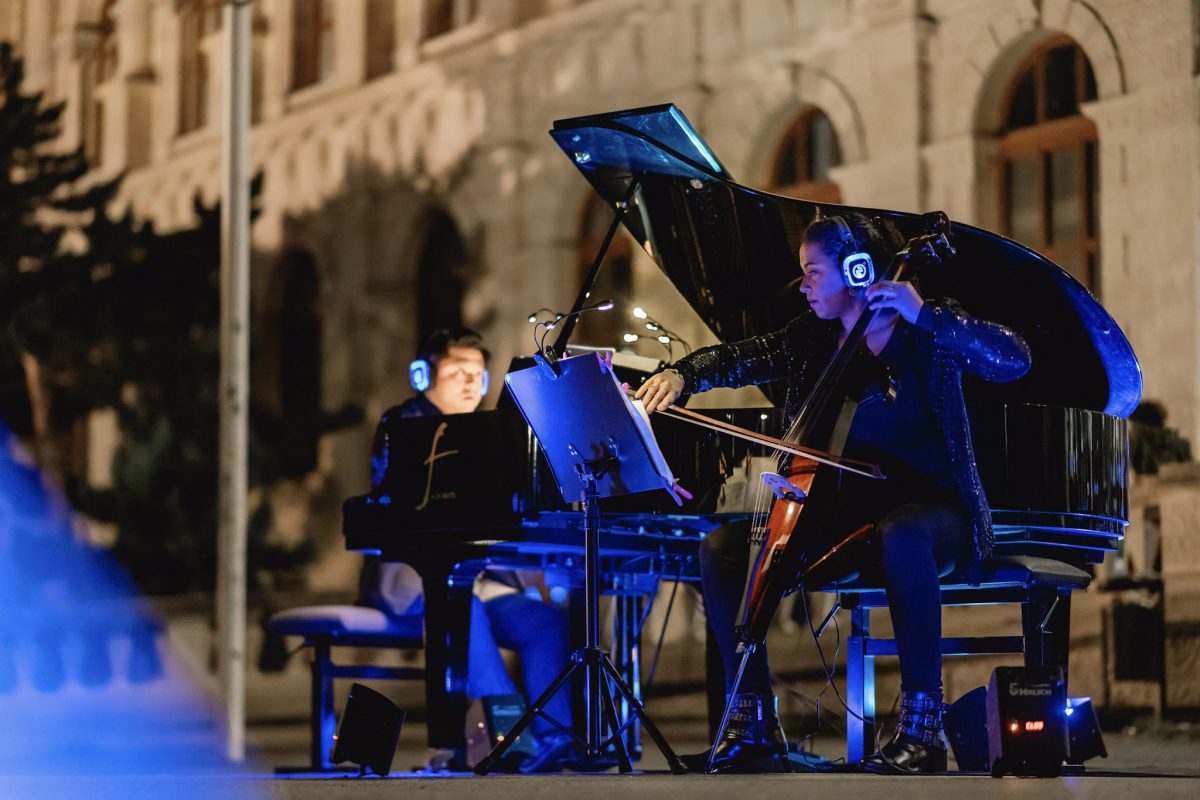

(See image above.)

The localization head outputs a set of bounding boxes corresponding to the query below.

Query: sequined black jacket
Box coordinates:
[671,300,1031,565]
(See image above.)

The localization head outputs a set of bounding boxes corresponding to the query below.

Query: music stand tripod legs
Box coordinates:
[474,465,687,775]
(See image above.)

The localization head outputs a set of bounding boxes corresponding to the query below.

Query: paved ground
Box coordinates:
[3,683,1198,800]
[5,770,1200,800]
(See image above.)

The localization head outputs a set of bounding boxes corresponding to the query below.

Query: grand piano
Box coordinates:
[343,104,1141,766]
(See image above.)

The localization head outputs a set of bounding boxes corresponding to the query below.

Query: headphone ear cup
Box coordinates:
[841,252,875,288]
[409,359,432,392]
[828,215,875,288]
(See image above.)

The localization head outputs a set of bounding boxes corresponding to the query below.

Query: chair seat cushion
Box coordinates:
[266,605,422,641]
[821,554,1091,593]
[968,554,1091,589]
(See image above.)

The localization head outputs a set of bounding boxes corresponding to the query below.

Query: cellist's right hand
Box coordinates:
[634,369,684,413]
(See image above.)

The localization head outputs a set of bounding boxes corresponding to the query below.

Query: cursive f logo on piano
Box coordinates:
[416,422,459,511]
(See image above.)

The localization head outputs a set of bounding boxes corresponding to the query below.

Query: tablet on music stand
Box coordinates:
[503,352,678,504]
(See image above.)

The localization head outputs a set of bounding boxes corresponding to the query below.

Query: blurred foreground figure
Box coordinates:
[0,423,268,798]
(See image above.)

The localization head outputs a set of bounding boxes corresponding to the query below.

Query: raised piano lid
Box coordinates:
[550,104,1142,418]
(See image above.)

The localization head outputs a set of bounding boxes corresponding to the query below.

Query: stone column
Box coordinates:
[259,0,291,120]
[202,29,224,137]
[20,0,55,89]
[113,0,156,169]
[53,21,101,156]
[919,133,978,225]
[336,0,367,86]
[394,0,423,68]
[146,1,172,162]
[1157,466,1200,709]
[1084,88,1199,442]
[114,0,153,74]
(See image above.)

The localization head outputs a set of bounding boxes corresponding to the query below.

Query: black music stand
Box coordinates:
[473,353,687,775]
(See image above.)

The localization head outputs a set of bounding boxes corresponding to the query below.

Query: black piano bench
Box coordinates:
[265,605,423,770]
[815,554,1091,763]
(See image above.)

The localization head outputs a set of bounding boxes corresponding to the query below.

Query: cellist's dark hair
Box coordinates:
[802,212,906,289]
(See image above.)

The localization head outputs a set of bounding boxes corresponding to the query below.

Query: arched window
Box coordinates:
[424,0,478,41]
[416,212,468,344]
[82,0,118,165]
[998,36,1099,290]
[766,107,843,203]
[178,0,222,135]
[292,0,335,90]
[277,250,322,478]
[573,193,633,348]
[365,0,396,79]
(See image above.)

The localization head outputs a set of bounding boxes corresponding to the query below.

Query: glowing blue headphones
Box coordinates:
[409,327,491,396]
[408,357,489,395]
[829,216,875,289]
[409,358,433,392]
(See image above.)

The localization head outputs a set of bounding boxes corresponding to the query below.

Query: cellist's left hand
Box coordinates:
[865,280,924,324]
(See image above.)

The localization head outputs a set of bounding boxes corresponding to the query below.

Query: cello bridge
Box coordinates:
[760,472,807,503]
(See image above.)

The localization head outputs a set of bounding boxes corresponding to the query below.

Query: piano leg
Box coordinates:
[705,623,725,741]
[613,594,643,759]
[420,563,477,770]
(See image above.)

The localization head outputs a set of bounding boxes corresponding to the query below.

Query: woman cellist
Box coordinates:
[635,212,1031,774]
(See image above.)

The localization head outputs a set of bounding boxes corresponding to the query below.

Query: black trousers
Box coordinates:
[701,503,970,696]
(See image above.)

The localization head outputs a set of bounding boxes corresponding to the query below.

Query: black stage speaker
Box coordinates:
[944,686,990,771]
[331,683,405,776]
[1066,697,1107,764]
[986,667,1068,777]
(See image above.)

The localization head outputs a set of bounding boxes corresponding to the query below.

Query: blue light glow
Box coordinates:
[668,105,722,173]
[0,421,270,799]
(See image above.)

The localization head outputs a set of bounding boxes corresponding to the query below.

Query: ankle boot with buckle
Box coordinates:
[861,689,948,774]
[681,692,789,774]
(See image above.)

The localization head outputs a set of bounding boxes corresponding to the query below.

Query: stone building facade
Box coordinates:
[5,0,1200,705]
